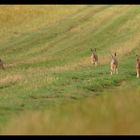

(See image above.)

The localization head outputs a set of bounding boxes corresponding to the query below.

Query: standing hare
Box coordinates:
[110,52,118,75]
[136,55,140,78]
[91,48,98,66]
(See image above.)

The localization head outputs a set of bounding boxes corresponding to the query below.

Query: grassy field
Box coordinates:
[0,5,140,134]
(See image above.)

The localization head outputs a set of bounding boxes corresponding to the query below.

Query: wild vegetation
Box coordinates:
[0,5,140,134]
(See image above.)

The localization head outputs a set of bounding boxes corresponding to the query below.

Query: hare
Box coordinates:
[136,55,140,78]
[91,48,98,66]
[110,52,118,75]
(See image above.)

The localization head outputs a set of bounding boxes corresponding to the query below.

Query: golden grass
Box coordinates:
[4,29,140,90]
[0,5,84,43]
[17,70,58,90]
[3,5,139,73]
[117,11,140,33]
[69,5,132,39]
[0,74,23,86]
[35,31,140,73]
[1,88,140,135]
[0,5,140,134]
[116,32,140,57]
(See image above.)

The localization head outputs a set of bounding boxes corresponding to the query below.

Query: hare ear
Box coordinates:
[94,48,96,52]
[91,48,93,52]
[114,52,117,56]
[111,54,113,58]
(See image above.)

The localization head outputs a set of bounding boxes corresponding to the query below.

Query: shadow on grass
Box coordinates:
[29,95,79,100]
[0,82,16,90]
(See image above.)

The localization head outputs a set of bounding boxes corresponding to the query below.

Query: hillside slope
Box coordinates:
[0,5,140,134]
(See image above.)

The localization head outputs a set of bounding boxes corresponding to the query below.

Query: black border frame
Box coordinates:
[0,0,140,4]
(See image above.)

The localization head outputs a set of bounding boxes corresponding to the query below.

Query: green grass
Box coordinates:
[2,87,140,134]
[0,5,140,134]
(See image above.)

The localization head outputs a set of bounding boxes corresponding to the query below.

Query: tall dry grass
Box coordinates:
[1,87,140,135]
[0,5,84,43]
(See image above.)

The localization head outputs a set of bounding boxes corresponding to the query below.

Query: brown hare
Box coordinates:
[91,48,98,66]
[110,52,118,75]
[136,55,140,78]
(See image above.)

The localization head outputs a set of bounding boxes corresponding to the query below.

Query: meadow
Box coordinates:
[0,5,140,134]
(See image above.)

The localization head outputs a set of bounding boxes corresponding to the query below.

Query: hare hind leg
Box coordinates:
[136,69,140,78]
[110,67,113,75]
[95,61,98,66]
